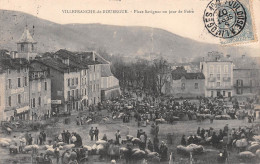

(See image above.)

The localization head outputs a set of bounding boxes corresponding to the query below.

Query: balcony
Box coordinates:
[67,95,83,102]
[208,77,216,82]
[223,77,231,82]
[206,85,232,90]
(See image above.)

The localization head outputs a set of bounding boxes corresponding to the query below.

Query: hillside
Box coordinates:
[0,9,254,62]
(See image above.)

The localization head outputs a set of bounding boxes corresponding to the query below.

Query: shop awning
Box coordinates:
[16,106,30,113]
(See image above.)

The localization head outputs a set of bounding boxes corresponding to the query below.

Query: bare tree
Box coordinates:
[152,57,171,95]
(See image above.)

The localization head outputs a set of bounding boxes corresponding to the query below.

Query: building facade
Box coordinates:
[232,55,260,97]
[29,63,51,120]
[0,59,30,121]
[163,67,205,97]
[100,64,121,101]
[200,52,233,98]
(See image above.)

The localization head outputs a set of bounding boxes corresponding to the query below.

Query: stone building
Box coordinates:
[16,28,38,60]
[232,55,260,97]
[200,52,233,97]
[0,58,30,121]
[30,57,86,115]
[29,63,51,120]
[163,67,205,97]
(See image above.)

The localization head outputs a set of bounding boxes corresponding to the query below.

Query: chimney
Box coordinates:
[92,52,96,61]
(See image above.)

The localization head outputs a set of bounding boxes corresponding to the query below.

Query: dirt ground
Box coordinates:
[1,114,260,164]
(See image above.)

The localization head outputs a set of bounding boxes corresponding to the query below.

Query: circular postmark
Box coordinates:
[203,0,247,38]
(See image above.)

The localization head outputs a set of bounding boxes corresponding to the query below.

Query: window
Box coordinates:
[181,83,185,89]
[73,102,75,109]
[82,78,84,85]
[223,91,226,97]
[89,85,92,92]
[38,97,41,106]
[211,91,214,97]
[237,88,243,95]
[8,79,12,89]
[76,89,78,98]
[21,44,24,52]
[210,65,214,73]
[17,78,21,87]
[45,82,47,90]
[32,98,35,108]
[195,83,198,89]
[72,78,75,85]
[217,82,220,87]
[32,44,34,51]
[8,96,11,106]
[24,77,27,86]
[224,65,228,73]
[76,78,78,85]
[217,65,221,73]
[67,91,70,100]
[72,90,75,98]
[68,79,70,86]
[237,80,243,87]
[18,94,21,104]
[85,88,87,95]
[217,74,220,80]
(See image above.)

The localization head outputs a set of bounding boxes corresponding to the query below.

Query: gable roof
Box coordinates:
[33,58,85,73]
[18,28,36,43]
[101,64,114,77]
[0,58,29,73]
[171,68,205,80]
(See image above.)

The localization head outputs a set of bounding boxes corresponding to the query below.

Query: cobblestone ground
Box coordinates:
[1,115,259,164]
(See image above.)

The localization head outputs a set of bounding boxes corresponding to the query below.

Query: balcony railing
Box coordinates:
[223,77,231,82]
[67,95,83,102]
[206,86,232,90]
[208,77,216,82]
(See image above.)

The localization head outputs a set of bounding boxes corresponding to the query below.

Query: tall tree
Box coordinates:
[152,57,171,95]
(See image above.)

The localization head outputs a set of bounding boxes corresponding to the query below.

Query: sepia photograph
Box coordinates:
[0,0,260,163]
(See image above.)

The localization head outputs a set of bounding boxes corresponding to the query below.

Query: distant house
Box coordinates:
[232,55,260,97]
[163,67,205,97]
[78,51,121,101]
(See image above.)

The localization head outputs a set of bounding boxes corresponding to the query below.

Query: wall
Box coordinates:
[2,67,30,121]
[88,64,101,105]
[29,78,51,120]
[171,78,205,97]
[201,61,233,97]
[0,73,6,121]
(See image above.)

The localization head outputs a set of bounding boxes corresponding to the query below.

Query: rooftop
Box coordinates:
[17,28,36,43]
[202,51,232,62]
[171,67,205,80]
[0,58,29,73]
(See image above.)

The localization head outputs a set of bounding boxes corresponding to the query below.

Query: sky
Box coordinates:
[0,0,260,52]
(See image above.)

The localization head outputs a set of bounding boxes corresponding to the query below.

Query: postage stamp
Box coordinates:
[203,0,257,45]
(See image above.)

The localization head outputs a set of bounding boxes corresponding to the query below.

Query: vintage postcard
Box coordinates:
[0,0,260,163]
